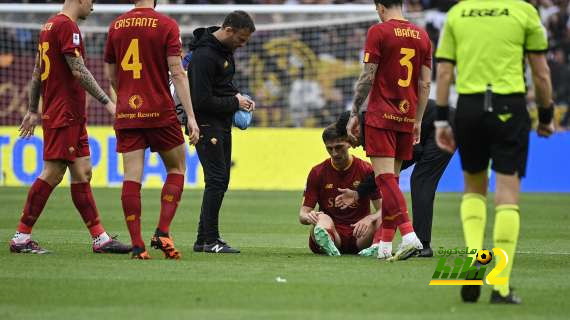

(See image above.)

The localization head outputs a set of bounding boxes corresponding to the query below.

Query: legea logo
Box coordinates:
[429,248,509,286]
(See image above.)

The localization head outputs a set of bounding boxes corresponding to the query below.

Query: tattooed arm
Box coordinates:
[346,63,378,143]
[29,53,41,113]
[19,53,42,138]
[65,55,115,115]
[351,63,378,115]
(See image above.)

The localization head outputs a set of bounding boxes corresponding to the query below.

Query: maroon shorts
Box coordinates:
[309,224,359,254]
[115,126,184,153]
[364,125,413,160]
[43,124,90,162]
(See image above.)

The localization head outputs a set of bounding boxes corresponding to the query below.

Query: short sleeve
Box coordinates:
[166,20,182,57]
[363,25,382,64]
[435,15,456,62]
[302,168,320,208]
[103,26,115,63]
[58,21,82,57]
[524,4,548,52]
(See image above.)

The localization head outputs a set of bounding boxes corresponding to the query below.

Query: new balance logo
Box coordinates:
[211,244,224,253]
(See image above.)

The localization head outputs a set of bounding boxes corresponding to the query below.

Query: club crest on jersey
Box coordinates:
[128,95,144,110]
[353,180,360,188]
[399,99,410,113]
[224,60,229,68]
[325,184,334,189]
[73,33,80,45]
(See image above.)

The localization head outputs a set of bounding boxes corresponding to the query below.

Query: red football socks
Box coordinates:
[157,173,184,234]
[71,182,105,237]
[122,180,144,248]
[18,178,54,234]
[375,173,413,235]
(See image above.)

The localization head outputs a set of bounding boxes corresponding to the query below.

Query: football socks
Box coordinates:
[122,180,144,249]
[493,204,520,297]
[157,173,184,234]
[460,193,487,260]
[71,182,105,237]
[18,178,54,234]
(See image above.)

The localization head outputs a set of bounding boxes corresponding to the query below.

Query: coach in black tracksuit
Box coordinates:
[188,11,256,254]
[357,100,454,257]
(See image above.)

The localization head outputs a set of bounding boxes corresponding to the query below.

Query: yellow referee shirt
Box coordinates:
[435,0,548,94]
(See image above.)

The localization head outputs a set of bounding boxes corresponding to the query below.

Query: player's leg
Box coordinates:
[68,156,131,254]
[115,128,148,259]
[310,213,341,256]
[410,137,454,257]
[10,159,66,254]
[487,94,528,304]
[151,130,186,260]
[121,149,146,258]
[355,219,381,251]
[454,94,491,302]
[68,124,130,254]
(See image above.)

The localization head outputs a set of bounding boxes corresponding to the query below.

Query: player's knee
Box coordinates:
[40,169,64,186]
[316,213,333,226]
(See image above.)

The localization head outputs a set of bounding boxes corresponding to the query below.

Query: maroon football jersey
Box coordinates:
[104,8,181,129]
[303,156,380,226]
[38,14,86,129]
[363,19,432,133]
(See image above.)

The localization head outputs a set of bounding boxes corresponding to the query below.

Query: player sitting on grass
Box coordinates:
[299,113,381,256]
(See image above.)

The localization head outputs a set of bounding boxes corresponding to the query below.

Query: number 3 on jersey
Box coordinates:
[121,38,142,79]
[398,47,415,88]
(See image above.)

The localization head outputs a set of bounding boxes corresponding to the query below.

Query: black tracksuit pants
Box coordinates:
[401,130,452,245]
[195,126,232,244]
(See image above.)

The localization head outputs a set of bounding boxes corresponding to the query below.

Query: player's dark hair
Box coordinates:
[322,125,343,143]
[335,111,351,137]
[373,0,403,8]
[222,11,256,33]
[322,111,351,143]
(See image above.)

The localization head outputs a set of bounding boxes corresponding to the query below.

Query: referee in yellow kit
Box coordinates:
[434,0,555,304]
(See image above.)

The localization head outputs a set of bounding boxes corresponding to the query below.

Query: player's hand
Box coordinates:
[413,121,421,145]
[537,121,555,138]
[104,101,116,116]
[236,93,255,112]
[351,215,373,239]
[305,210,321,225]
[186,117,200,145]
[335,188,359,209]
[435,125,456,154]
[346,114,360,147]
[19,111,39,139]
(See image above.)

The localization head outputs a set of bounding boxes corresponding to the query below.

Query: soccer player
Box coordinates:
[104,0,200,259]
[188,11,256,254]
[336,100,454,258]
[346,0,432,260]
[300,116,381,256]
[10,0,131,255]
[435,0,554,304]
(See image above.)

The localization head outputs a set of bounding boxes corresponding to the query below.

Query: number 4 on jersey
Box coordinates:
[121,38,142,79]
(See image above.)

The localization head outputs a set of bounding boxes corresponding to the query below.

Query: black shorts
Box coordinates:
[454,94,530,177]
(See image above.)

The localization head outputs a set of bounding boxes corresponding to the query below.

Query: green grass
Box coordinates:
[0,187,569,319]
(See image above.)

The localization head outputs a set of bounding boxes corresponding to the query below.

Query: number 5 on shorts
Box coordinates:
[121,38,142,79]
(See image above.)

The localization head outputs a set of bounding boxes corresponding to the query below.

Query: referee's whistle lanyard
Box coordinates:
[484,84,493,112]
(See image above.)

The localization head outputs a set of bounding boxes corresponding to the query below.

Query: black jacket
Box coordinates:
[188,26,239,129]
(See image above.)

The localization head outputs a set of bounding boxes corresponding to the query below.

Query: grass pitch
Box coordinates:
[0,187,568,319]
